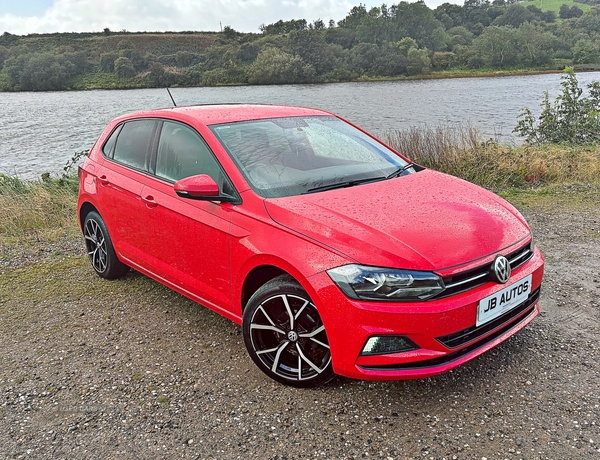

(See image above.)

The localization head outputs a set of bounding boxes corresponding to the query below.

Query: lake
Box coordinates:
[2,71,600,179]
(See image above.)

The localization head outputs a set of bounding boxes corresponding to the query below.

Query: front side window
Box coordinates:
[155,121,221,183]
[210,116,409,198]
[155,121,236,197]
[112,120,155,171]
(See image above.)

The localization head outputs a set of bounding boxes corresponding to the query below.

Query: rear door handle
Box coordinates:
[142,195,158,208]
[98,175,109,186]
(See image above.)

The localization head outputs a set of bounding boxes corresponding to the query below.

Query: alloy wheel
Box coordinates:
[249,293,331,383]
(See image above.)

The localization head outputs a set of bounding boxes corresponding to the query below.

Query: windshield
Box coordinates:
[210,115,410,198]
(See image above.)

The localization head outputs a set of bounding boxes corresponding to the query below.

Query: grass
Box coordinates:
[521,0,592,13]
[0,174,79,239]
[385,124,600,191]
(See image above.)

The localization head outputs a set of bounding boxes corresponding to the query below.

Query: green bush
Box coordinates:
[246,48,315,84]
[514,68,600,145]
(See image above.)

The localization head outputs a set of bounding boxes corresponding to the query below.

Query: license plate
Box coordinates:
[476,274,532,327]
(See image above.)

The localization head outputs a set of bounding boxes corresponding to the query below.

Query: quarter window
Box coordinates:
[102,124,122,157]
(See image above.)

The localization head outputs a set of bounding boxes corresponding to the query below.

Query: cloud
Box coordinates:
[0,0,362,35]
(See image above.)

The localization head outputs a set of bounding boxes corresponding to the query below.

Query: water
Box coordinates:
[2,71,599,179]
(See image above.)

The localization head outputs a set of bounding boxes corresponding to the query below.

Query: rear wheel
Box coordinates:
[83,211,129,279]
[243,275,334,387]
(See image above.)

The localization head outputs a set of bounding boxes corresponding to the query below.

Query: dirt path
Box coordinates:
[1,190,599,459]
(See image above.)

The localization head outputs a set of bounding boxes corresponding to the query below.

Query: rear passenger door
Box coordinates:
[140,120,236,314]
[96,119,157,267]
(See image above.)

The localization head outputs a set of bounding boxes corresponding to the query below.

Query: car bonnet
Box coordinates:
[263,169,531,271]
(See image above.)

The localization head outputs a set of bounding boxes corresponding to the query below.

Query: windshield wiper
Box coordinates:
[304,176,385,194]
[304,163,416,194]
[385,163,415,179]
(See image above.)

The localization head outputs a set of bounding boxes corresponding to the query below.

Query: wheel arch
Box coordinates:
[241,265,290,313]
[79,201,99,229]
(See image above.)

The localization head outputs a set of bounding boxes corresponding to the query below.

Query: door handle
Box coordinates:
[142,195,158,208]
[98,175,109,186]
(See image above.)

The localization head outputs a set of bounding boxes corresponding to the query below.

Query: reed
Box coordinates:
[385,124,600,190]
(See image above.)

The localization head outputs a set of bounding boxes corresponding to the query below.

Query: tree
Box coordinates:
[114,56,136,78]
[493,4,535,28]
[349,42,380,74]
[397,37,419,56]
[0,45,8,71]
[119,48,146,71]
[116,39,135,50]
[470,26,517,67]
[514,23,553,66]
[573,39,600,64]
[407,47,431,75]
[432,51,455,69]
[288,30,336,74]
[100,52,119,72]
[260,19,307,35]
[175,51,201,67]
[392,1,446,50]
[312,19,326,30]
[246,48,315,84]
[18,53,78,91]
[222,26,239,40]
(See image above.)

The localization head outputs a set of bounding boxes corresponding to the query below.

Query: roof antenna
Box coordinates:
[166,87,177,107]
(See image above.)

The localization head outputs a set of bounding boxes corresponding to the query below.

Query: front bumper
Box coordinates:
[306,246,544,380]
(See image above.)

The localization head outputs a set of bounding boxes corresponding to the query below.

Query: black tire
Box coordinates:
[83,211,129,279]
[243,275,334,388]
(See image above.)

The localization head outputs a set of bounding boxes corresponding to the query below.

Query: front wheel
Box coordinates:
[243,275,334,387]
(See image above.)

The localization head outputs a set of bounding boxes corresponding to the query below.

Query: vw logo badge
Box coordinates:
[491,255,511,284]
[287,331,298,342]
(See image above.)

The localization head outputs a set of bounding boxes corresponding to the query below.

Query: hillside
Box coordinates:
[1,1,600,91]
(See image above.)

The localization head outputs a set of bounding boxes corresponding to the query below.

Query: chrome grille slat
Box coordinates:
[436,241,533,299]
[444,272,488,289]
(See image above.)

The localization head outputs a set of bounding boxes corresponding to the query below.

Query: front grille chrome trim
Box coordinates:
[435,241,534,299]
[444,272,488,290]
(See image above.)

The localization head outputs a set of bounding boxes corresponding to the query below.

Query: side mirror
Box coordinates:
[174,174,235,202]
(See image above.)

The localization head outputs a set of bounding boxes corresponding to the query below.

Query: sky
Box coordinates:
[0,0,460,35]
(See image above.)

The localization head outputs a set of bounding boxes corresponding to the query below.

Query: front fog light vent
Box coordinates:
[361,335,418,356]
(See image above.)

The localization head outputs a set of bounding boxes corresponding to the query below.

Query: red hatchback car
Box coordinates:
[78,104,544,387]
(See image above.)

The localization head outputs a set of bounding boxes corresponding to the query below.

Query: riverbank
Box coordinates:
[4,65,596,93]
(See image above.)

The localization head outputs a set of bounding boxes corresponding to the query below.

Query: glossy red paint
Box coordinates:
[265,169,531,271]
[78,104,545,385]
[174,174,220,197]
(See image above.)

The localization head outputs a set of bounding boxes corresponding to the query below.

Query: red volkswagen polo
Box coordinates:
[78,104,544,387]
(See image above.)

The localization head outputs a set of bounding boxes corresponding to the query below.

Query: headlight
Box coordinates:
[327,264,445,301]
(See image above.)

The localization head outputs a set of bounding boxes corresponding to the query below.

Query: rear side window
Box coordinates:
[112,120,156,171]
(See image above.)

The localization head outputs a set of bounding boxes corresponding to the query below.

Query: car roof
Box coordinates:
[118,104,334,126]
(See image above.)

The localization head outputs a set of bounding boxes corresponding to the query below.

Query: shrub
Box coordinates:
[514,68,600,145]
[246,48,315,84]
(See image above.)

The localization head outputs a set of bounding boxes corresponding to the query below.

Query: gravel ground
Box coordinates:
[1,191,599,460]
